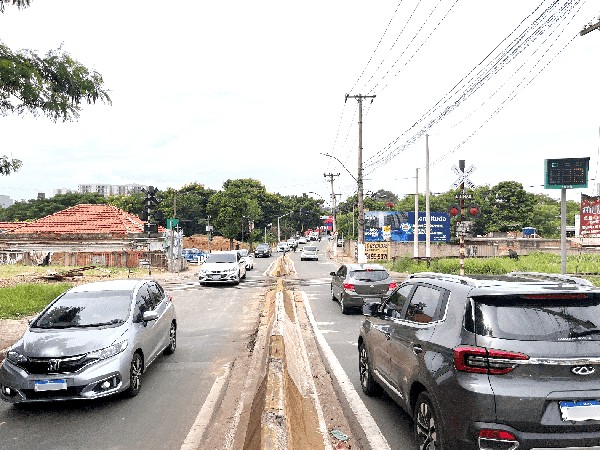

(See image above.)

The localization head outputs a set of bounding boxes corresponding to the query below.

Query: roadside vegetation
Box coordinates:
[0,266,153,319]
[383,252,600,286]
[0,283,72,319]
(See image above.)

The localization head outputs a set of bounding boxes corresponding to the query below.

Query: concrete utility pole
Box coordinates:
[324,172,339,256]
[345,93,375,263]
[580,18,600,35]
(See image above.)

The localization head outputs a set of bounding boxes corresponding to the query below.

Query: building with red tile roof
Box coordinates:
[7,204,161,236]
[0,204,169,268]
[0,222,26,232]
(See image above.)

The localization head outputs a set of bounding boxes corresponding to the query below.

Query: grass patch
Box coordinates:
[384,252,600,286]
[0,283,72,319]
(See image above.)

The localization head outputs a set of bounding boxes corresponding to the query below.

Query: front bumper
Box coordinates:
[198,272,239,283]
[0,352,132,403]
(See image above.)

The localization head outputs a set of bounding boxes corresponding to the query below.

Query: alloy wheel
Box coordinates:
[415,393,440,450]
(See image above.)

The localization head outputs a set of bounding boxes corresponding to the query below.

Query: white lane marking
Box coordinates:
[290,294,333,450]
[320,330,339,334]
[181,363,232,450]
[317,322,335,326]
[301,291,391,450]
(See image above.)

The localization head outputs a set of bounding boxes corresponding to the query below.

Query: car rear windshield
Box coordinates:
[205,253,236,263]
[350,270,389,282]
[33,290,132,329]
[469,294,600,341]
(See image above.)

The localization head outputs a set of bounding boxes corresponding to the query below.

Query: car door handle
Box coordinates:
[413,345,423,355]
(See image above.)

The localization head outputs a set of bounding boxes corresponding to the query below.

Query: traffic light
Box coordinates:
[467,205,481,218]
[140,186,161,233]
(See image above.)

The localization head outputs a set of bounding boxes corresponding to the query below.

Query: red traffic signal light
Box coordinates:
[449,204,460,217]
[467,205,481,218]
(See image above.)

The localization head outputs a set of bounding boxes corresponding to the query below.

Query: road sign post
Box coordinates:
[450,161,476,276]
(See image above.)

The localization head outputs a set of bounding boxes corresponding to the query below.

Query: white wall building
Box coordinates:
[77,184,146,197]
[0,195,13,208]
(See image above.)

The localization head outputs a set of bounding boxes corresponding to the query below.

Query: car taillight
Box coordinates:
[168,293,173,302]
[478,429,519,450]
[453,346,528,375]
[388,282,397,289]
[343,283,355,291]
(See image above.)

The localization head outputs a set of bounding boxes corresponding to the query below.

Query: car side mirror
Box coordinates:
[363,302,381,317]
[142,310,159,322]
[330,271,337,276]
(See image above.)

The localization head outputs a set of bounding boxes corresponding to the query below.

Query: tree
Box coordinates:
[158,183,215,235]
[207,179,265,246]
[0,192,106,221]
[0,0,111,175]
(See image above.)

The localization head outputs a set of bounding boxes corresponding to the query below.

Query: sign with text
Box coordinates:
[545,157,589,189]
[580,194,600,236]
[364,211,450,243]
[365,242,390,261]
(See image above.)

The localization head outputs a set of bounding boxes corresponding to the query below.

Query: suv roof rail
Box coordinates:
[507,272,594,287]
[407,272,478,286]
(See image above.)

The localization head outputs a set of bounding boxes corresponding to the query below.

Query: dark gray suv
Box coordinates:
[358,272,600,449]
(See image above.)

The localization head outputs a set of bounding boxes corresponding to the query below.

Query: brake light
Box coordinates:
[479,429,517,440]
[453,346,528,375]
[478,428,519,449]
[343,283,355,291]
[168,293,173,302]
[388,282,397,289]
[522,293,587,300]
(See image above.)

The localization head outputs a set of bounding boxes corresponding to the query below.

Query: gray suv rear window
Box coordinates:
[471,295,600,341]
[350,270,388,282]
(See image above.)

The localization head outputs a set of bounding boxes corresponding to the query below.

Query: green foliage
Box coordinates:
[385,252,600,277]
[0,192,107,221]
[0,0,111,176]
[0,282,72,319]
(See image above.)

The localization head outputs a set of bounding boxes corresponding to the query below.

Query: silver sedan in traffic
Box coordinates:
[0,279,177,403]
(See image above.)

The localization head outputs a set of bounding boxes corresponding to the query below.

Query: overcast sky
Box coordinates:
[0,0,598,207]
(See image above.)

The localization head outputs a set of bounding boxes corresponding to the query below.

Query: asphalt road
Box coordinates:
[287,240,417,450]
[0,245,416,450]
[0,258,271,450]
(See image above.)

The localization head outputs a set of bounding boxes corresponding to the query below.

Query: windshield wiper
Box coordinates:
[569,328,600,338]
[78,319,125,328]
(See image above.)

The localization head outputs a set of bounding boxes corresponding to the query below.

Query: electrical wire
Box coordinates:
[363,0,582,174]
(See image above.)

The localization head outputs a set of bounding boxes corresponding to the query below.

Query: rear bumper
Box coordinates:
[469,422,600,450]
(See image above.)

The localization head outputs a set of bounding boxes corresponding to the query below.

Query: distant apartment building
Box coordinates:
[77,184,146,197]
[0,195,13,208]
[53,188,77,196]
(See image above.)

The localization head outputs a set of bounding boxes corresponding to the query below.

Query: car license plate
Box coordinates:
[559,400,600,421]
[34,379,67,392]
[212,274,221,280]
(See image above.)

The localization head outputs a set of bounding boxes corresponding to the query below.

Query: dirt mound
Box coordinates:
[183,235,246,252]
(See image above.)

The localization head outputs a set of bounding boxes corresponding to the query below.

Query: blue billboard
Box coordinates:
[364,211,450,242]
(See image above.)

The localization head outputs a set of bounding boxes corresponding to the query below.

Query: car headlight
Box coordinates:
[7,350,28,365]
[227,267,237,273]
[198,270,206,276]
[86,341,128,361]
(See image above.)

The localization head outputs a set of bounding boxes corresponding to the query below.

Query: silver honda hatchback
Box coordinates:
[0,279,176,403]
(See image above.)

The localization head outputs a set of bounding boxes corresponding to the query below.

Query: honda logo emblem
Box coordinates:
[48,359,61,372]
[571,366,595,376]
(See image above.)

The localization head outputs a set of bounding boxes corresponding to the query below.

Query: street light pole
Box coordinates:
[277,212,291,243]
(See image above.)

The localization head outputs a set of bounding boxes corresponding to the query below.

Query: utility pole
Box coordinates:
[580,18,600,35]
[345,93,375,263]
[324,172,339,257]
